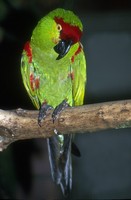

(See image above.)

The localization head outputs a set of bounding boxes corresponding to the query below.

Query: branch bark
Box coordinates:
[0,99,131,151]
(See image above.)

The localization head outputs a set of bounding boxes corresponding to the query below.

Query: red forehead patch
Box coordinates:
[54,17,82,44]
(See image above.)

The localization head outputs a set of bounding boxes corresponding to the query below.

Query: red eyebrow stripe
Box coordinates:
[54,17,82,44]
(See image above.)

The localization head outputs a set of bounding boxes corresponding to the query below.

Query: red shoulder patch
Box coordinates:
[24,41,32,63]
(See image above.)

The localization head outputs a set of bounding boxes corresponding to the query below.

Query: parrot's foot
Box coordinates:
[52,99,69,123]
[38,103,53,126]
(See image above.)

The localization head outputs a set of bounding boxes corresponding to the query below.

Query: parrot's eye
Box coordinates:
[57,24,62,32]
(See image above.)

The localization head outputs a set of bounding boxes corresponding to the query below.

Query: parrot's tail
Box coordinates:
[47,134,72,197]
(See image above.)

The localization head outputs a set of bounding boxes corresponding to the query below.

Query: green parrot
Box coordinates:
[21,8,86,196]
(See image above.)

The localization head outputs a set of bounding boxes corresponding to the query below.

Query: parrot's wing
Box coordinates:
[71,45,86,106]
[21,50,40,109]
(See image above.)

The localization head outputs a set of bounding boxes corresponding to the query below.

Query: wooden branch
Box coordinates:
[0,99,131,151]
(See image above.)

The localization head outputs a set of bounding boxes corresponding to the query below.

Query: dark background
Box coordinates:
[0,0,131,199]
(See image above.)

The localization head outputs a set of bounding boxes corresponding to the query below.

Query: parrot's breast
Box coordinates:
[33,51,73,108]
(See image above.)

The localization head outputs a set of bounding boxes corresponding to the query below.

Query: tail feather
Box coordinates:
[47,134,72,196]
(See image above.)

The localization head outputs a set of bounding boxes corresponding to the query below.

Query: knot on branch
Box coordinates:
[0,126,15,151]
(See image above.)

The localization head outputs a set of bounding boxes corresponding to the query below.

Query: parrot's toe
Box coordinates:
[38,103,53,126]
[52,99,69,123]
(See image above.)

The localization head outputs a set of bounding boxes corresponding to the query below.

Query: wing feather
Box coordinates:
[71,45,86,106]
[21,50,40,109]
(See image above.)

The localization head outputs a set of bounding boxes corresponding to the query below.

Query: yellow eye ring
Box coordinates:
[57,24,62,31]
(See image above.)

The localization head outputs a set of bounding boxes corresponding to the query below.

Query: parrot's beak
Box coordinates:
[54,39,73,60]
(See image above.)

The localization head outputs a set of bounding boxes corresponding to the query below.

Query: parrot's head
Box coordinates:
[31,8,83,60]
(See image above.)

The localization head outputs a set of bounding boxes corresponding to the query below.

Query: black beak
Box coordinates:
[54,39,73,60]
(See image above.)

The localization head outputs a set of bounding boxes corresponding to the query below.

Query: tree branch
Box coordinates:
[0,99,131,151]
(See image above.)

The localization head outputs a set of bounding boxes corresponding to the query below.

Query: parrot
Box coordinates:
[21,8,86,196]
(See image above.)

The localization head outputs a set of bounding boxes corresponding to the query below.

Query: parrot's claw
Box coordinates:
[52,99,69,123]
[38,103,53,126]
